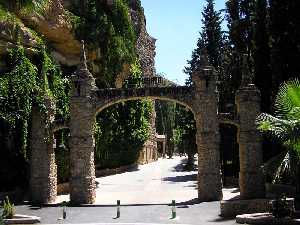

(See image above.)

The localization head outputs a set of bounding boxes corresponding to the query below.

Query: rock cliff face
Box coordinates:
[0,0,157,78]
[0,0,81,68]
[20,0,81,66]
[129,0,156,78]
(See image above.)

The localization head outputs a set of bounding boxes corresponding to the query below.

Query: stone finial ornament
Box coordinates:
[80,40,88,70]
[199,48,210,68]
[240,54,254,88]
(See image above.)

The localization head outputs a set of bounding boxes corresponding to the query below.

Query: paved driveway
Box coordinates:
[15,157,238,224]
[58,156,198,205]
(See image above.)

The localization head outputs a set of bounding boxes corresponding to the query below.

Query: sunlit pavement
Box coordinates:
[57,156,239,205]
[15,157,238,224]
[57,156,198,205]
[94,156,198,205]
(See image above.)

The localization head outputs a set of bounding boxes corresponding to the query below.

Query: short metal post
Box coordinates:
[171,200,176,219]
[116,200,120,218]
[63,206,66,219]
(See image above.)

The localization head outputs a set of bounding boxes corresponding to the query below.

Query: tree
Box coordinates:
[184,0,223,77]
[201,0,223,69]
[182,0,223,169]
[184,38,204,86]
[253,0,271,113]
[173,105,197,170]
[155,100,176,158]
[269,0,300,97]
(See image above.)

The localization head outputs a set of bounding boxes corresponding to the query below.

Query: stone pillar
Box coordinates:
[69,41,97,204]
[235,56,265,199]
[192,51,223,201]
[30,97,57,204]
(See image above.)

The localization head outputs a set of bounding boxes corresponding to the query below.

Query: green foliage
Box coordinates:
[70,0,152,168]
[73,0,136,86]
[0,0,49,14]
[257,79,300,185]
[55,148,69,183]
[39,47,70,120]
[0,5,20,22]
[174,106,197,157]
[256,79,300,149]
[0,44,69,161]
[184,0,223,82]
[155,100,176,156]
[0,214,4,225]
[0,47,37,125]
[95,99,152,168]
[2,197,15,219]
[94,61,152,169]
[271,195,294,218]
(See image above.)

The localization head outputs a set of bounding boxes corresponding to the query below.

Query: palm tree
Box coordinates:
[256,79,300,187]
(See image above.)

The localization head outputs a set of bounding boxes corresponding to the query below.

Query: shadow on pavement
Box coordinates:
[162,174,197,183]
[177,198,200,206]
[171,157,198,172]
[209,217,236,222]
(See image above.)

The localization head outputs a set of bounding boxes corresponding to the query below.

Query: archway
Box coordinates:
[29,45,265,205]
[219,123,239,186]
[91,98,198,204]
[67,44,222,204]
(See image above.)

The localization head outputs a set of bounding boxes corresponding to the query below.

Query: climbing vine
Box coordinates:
[0,44,69,160]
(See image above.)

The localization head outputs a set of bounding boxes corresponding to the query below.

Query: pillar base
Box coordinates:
[198,172,223,202]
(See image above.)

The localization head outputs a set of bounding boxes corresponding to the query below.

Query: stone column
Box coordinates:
[30,97,57,204]
[69,41,97,204]
[235,57,265,199]
[192,51,222,201]
[69,103,96,204]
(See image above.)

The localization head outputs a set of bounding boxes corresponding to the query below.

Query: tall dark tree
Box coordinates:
[269,0,288,97]
[180,0,223,168]
[253,0,271,112]
[184,38,205,86]
[269,0,300,96]
[226,0,246,53]
[201,0,223,69]
[184,0,223,80]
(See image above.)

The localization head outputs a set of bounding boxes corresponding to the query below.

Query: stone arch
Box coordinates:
[67,44,223,204]
[94,96,195,118]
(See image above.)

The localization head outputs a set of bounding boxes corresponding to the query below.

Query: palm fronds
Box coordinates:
[256,79,300,150]
[275,79,300,119]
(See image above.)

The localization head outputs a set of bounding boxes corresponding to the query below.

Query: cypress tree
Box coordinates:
[253,0,271,112]
[201,0,223,69]
[179,0,223,168]
[269,0,300,94]
[226,0,246,53]
[184,0,223,81]
[269,0,288,95]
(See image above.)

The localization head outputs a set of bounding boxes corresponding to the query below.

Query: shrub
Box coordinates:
[271,195,294,218]
[0,214,4,225]
[2,196,15,219]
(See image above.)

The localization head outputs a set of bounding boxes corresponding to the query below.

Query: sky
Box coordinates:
[140,0,226,85]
